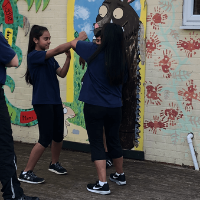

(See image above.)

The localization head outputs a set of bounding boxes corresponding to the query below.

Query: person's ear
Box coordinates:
[33,37,38,44]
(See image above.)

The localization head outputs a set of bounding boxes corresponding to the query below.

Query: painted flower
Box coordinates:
[160,102,183,126]
[147,6,168,30]
[145,81,162,105]
[177,32,200,58]
[146,32,161,58]
[154,49,177,78]
[144,115,167,134]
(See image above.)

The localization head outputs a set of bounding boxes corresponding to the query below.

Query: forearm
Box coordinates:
[55,42,72,55]
[70,39,78,50]
[46,31,87,59]
[46,42,72,59]
[58,58,71,78]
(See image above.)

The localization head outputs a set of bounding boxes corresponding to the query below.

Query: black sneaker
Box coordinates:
[109,172,126,185]
[48,162,67,174]
[106,159,113,168]
[18,171,45,184]
[87,181,110,195]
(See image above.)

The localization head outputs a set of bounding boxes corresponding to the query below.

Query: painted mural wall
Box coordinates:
[66,0,147,150]
[144,0,200,166]
[2,0,200,167]
[0,0,68,143]
[0,0,147,151]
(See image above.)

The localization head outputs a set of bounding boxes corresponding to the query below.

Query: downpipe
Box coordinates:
[187,133,199,170]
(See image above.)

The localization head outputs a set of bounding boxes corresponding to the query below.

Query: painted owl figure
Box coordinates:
[94,0,145,149]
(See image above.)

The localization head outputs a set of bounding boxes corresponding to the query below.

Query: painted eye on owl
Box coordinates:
[63,107,68,114]
[113,8,123,19]
[99,5,108,18]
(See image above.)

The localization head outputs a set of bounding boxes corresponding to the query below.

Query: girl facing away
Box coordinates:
[71,23,127,195]
[18,25,87,184]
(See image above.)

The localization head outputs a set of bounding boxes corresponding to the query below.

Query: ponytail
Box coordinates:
[25,25,48,85]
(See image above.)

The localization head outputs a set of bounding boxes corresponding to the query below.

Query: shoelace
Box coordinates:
[95,181,101,187]
[55,162,64,169]
[27,171,37,178]
[113,173,120,178]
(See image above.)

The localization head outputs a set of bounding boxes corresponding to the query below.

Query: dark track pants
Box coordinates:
[0,86,23,200]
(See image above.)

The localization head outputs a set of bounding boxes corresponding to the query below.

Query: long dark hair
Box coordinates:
[25,25,48,85]
[88,23,127,85]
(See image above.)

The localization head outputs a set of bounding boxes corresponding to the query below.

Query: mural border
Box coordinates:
[135,0,147,151]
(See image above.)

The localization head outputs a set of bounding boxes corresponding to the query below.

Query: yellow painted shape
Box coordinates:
[5,28,13,46]
[135,0,147,151]
[66,0,75,102]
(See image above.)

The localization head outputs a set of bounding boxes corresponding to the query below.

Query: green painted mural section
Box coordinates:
[14,0,50,12]
[63,31,90,129]
[0,1,87,128]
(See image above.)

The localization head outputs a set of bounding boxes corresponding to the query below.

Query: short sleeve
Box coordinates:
[76,41,97,62]
[28,50,46,65]
[0,32,16,65]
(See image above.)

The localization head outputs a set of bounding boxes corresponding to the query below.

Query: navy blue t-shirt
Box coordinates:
[76,41,122,108]
[28,50,62,105]
[0,32,16,85]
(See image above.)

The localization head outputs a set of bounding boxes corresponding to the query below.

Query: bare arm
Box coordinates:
[70,31,88,50]
[46,31,88,60]
[70,39,79,50]
[5,54,18,67]
[79,57,86,69]
[56,50,71,78]
[45,42,71,60]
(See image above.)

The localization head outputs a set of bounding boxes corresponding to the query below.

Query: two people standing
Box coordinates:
[1,22,127,198]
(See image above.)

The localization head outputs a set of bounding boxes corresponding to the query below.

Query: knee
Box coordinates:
[53,134,63,143]
[38,138,52,148]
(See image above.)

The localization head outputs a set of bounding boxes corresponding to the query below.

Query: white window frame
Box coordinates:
[180,0,200,29]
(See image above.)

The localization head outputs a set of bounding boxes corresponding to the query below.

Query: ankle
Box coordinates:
[116,172,124,176]
[99,180,107,186]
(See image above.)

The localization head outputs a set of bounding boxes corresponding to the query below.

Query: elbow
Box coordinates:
[59,73,66,78]
[13,61,19,68]
[8,55,19,67]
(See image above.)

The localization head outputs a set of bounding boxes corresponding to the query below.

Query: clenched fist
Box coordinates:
[78,31,88,41]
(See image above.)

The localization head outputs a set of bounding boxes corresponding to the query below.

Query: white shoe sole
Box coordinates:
[87,188,111,195]
[109,177,126,185]
[48,169,67,175]
[18,178,45,184]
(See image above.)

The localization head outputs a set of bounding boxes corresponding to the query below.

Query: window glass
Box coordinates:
[194,0,200,15]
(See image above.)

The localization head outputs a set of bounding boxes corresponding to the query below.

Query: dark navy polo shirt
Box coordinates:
[76,41,122,108]
[28,50,62,105]
[0,32,16,85]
